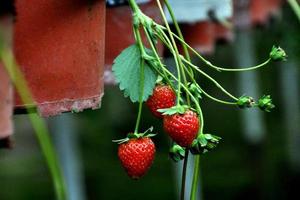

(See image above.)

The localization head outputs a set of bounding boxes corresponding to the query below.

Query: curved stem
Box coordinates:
[1,49,67,200]
[164,0,190,62]
[164,0,194,85]
[142,27,175,90]
[156,0,185,106]
[183,65,236,106]
[157,64,201,114]
[200,89,237,105]
[160,28,272,72]
[216,58,271,72]
[190,155,201,200]
[156,31,238,101]
[181,58,238,101]
[288,0,300,22]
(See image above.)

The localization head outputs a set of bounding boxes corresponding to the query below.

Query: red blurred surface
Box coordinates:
[181,22,215,55]
[14,0,106,116]
[0,17,13,145]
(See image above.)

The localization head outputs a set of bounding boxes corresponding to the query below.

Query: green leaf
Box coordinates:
[157,105,189,115]
[112,45,157,102]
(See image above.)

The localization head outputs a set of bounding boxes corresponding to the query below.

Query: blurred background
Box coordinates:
[0,1,300,200]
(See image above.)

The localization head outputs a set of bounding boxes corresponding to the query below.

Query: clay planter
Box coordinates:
[105,2,163,84]
[181,22,215,55]
[214,23,234,44]
[250,0,282,25]
[14,0,106,116]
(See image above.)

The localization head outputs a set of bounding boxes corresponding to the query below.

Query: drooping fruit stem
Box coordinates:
[132,26,146,134]
[0,44,67,200]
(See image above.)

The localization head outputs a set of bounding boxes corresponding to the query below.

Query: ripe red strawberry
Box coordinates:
[118,137,155,179]
[163,110,199,147]
[146,85,176,118]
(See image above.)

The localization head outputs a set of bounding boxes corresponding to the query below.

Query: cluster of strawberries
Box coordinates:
[117,84,200,179]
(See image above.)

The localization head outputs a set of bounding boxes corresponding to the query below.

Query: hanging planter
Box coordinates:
[181,22,215,55]
[13,0,106,116]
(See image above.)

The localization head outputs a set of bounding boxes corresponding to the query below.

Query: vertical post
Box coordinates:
[279,60,300,170]
[234,29,266,199]
[49,113,87,200]
[234,30,266,144]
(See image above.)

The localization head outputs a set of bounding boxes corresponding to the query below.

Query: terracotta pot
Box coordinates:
[14,0,106,116]
[214,23,234,44]
[181,21,215,55]
[250,0,282,25]
[104,1,163,84]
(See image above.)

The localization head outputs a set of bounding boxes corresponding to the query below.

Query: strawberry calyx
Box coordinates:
[113,127,156,144]
[158,105,190,116]
[237,95,255,109]
[169,144,185,162]
[190,133,221,155]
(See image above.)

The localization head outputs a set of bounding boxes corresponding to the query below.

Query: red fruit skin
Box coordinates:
[163,111,199,147]
[118,137,155,179]
[146,85,176,118]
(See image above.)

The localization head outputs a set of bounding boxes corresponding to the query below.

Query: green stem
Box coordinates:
[131,15,146,134]
[156,0,184,106]
[134,58,145,134]
[200,89,237,105]
[216,58,271,72]
[164,0,195,103]
[288,0,300,22]
[164,0,190,62]
[190,155,201,200]
[181,58,238,101]
[183,65,236,106]
[180,150,189,200]
[128,0,140,13]
[142,27,174,90]
[156,31,238,101]
[160,28,272,72]
[157,64,201,114]
[1,49,67,200]
[190,107,204,200]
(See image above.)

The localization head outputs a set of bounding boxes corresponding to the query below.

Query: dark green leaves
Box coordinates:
[112,45,157,102]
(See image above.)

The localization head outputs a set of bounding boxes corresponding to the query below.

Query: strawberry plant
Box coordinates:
[112,0,287,199]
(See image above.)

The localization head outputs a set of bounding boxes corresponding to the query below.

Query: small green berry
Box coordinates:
[270,46,287,61]
[258,95,275,112]
[237,95,255,109]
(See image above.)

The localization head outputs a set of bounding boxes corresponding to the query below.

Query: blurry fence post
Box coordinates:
[234,30,266,144]
[279,59,300,170]
[49,113,87,200]
[174,155,201,200]
[164,57,201,200]
[234,30,266,198]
